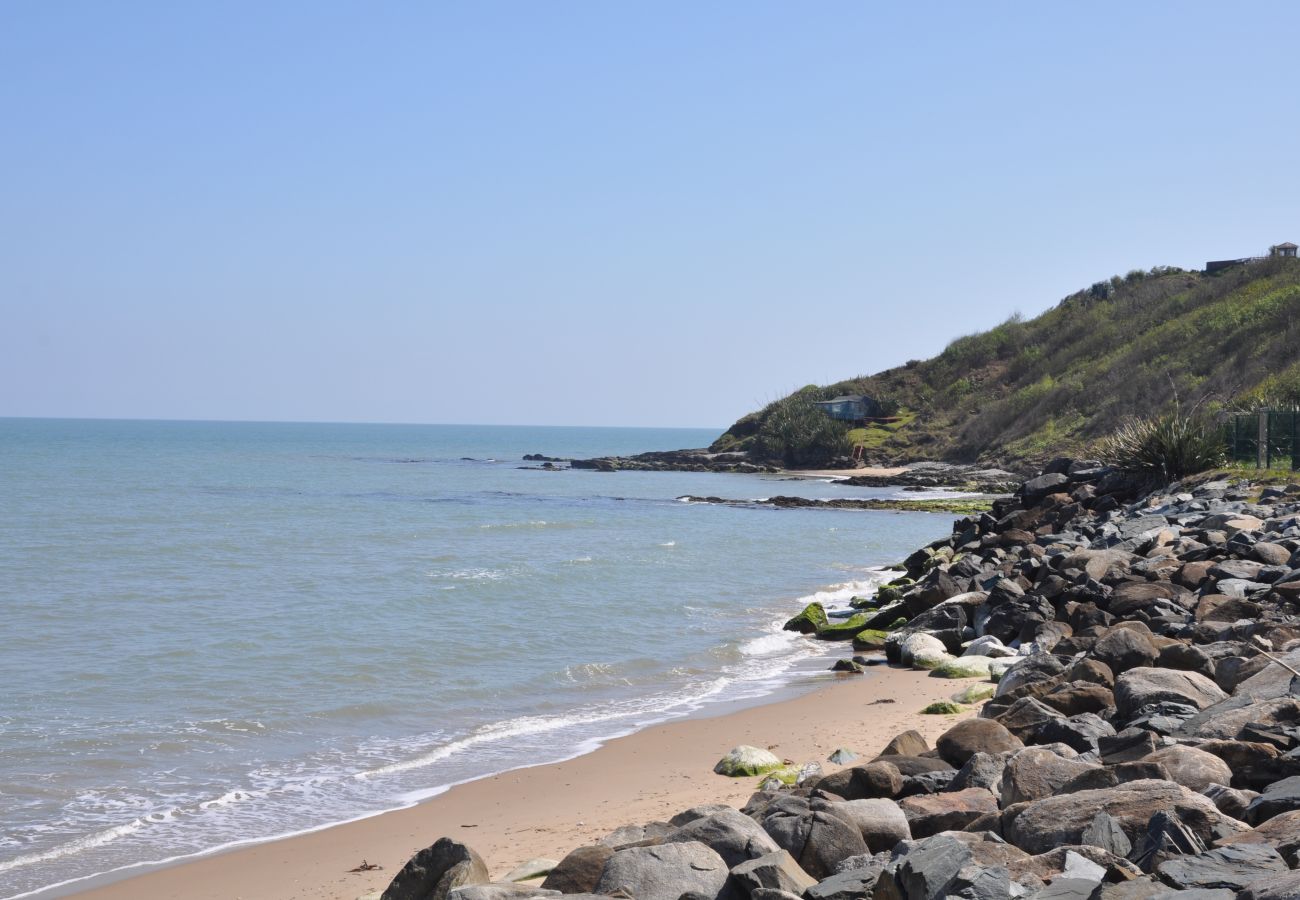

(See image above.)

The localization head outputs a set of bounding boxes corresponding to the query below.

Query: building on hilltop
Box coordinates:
[1206,240,1296,272]
[813,394,881,423]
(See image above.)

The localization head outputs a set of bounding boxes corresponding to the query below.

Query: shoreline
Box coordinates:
[57,663,974,900]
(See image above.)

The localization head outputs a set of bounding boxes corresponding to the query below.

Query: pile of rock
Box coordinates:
[382,460,1300,899]
[568,449,777,474]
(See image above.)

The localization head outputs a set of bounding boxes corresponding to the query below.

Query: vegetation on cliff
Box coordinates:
[714,257,1300,470]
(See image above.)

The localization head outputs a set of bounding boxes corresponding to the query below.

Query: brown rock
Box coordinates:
[899,787,999,837]
[1142,745,1233,793]
[936,719,1024,767]
[541,845,614,893]
[879,729,929,757]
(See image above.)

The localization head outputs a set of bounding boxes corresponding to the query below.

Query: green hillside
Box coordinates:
[713,256,1300,470]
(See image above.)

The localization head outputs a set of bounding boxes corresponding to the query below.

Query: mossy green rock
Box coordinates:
[783,602,828,635]
[952,684,996,704]
[852,629,889,651]
[910,649,955,670]
[921,701,964,715]
[714,745,784,777]
[929,656,995,679]
[815,613,870,641]
[759,765,801,788]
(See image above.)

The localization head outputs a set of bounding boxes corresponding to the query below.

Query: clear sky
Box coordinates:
[4,2,1299,429]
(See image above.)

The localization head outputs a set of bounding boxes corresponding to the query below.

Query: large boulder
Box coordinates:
[593,842,728,900]
[1240,869,1300,900]
[1004,779,1249,855]
[824,798,911,852]
[761,809,868,880]
[728,850,817,896]
[783,602,828,634]
[1000,747,1100,806]
[813,762,903,800]
[665,807,780,867]
[871,833,974,899]
[540,845,612,893]
[382,838,490,900]
[935,718,1023,767]
[1248,776,1300,825]
[1142,745,1234,793]
[898,787,998,837]
[879,730,929,757]
[1114,668,1228,720]
[1091,628,1159,674]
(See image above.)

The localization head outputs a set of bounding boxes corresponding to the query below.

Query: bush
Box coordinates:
[1100,411,1226,480]
[752,395,852,468]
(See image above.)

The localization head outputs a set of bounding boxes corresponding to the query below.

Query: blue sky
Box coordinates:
[4,2,1299,429]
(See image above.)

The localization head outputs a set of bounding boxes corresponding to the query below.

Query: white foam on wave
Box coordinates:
[790,571,891,613]
[659,540,676,547]
[737,630,799,657]
[0,819,145,878]
[479,520,549,530]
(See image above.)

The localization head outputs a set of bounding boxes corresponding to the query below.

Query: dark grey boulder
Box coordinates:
[1155,843,1288,891]
[1248,776,1300,825]
[540,845,612,893]
[872,833,973,900]
[949,751,1009,795]
[1239,868,1300,900]
[667,807,781,868]
[1081,810,1133,857]
[1202,783,1259,820]
[382,838,490,900]
[593,841,729,900]
[760,809,867,880]
[1037,712,1116,754]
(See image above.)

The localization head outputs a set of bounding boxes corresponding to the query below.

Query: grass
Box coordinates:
[711,258,1300,470]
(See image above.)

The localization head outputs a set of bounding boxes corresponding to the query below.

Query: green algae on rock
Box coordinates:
[713,745,783,777]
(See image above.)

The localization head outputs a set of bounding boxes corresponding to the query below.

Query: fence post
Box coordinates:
[1259,412,1269,469]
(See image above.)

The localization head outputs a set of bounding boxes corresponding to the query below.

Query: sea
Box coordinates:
[0,419,955,898]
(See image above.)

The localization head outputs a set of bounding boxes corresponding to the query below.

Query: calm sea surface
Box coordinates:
[0,419,952,897]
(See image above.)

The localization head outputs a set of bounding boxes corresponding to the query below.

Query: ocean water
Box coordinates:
[0,419,953,898]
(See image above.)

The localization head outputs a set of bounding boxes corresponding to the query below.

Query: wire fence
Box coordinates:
[1228,411,1300,470]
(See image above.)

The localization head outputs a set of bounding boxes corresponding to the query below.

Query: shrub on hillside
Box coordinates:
[1100,412,1226,480]
[752,395,851,468]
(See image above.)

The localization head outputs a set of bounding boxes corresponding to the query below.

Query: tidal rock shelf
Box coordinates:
[380,459,1300,900]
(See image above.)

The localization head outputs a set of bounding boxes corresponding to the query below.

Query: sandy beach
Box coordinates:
[65,663,973,900]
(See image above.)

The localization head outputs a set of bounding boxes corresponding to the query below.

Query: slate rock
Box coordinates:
[382,837,491,900]
[949,751,1009,795]
[1155,843,1288,891]
[872,833,973,900]
[1238,869,1300,900]
[1037,712,1116,754]
[1248,776,1300,825]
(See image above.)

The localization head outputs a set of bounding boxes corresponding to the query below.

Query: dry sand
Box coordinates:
[66,664,975,900]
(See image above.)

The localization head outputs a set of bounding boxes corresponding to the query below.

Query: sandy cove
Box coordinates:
[65,664,973,900]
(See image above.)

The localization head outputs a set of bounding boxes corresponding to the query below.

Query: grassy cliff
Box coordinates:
[713,257,1300,470]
